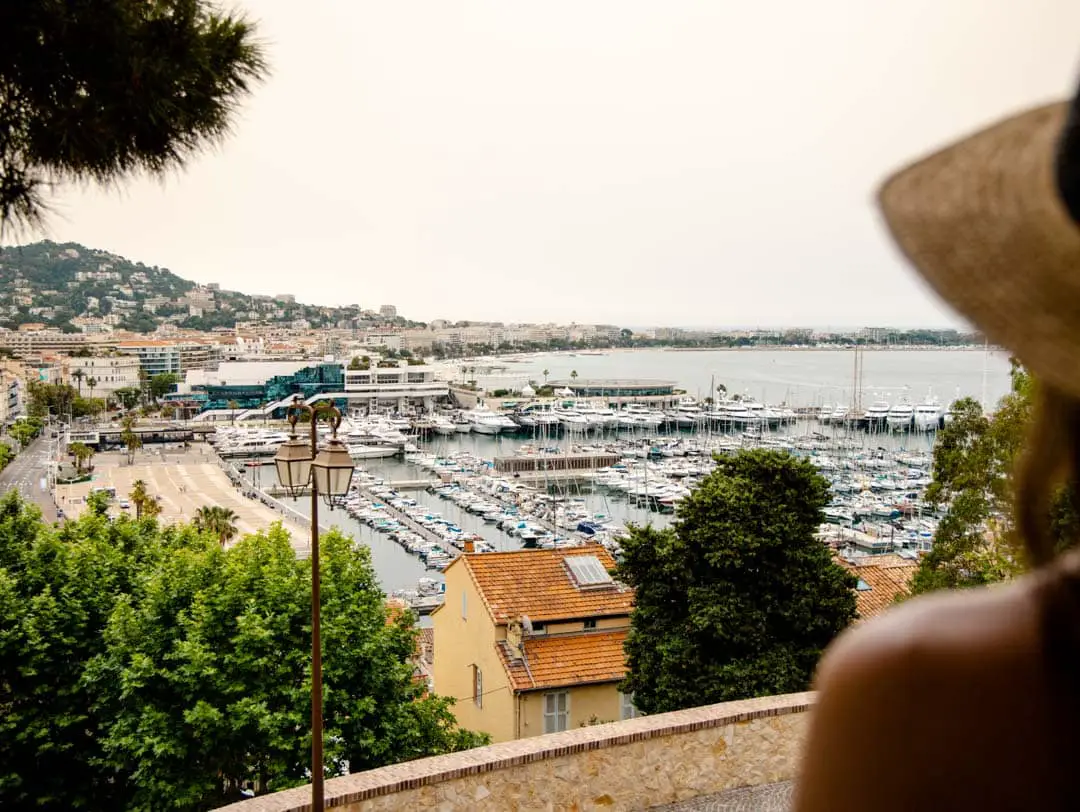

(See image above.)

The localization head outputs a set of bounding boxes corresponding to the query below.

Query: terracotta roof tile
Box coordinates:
[496,630,628,691]
[839,555,918,620]
[453,546,633,624]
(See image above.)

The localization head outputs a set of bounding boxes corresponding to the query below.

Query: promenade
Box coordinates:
[55,446,311,554]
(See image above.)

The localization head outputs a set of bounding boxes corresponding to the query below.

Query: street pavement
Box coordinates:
[0,434,59,522]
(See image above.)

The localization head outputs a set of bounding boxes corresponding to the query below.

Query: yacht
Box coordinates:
[863,399,891,430]
[430,415,456,436]
[467,408,517,435]
[347,443,401,459]
[886,399,915,432]
[913,393,942,431]
[218,431,291,457]
[555,406,589,432]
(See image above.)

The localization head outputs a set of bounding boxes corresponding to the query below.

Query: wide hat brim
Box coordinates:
[879,101,1080,399]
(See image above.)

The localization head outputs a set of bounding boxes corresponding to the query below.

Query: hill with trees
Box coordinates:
[0,241,396,333]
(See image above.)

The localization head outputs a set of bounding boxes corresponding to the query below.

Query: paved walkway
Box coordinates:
[648,782,793,811]
[55,447,310,553]
[0,434,58,521]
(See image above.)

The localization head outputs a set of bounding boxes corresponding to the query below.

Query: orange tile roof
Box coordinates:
[839,555,917,620]
[497,630,628,691]
[454,547,633,624]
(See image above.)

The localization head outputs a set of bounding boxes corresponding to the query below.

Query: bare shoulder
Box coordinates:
[796,577,1047,812]
[816,575,1043,694]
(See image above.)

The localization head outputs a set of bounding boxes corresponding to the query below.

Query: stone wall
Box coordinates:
[222,692,813,812]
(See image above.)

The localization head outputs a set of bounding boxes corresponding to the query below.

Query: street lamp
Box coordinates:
[272,396,355,809]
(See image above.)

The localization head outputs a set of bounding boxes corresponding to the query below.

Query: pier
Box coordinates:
[355,485,457,552]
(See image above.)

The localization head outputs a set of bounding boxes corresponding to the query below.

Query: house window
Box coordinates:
[473,665,483,708]
[531,621,546,635]
[461,589,467,620]
[543,691,569,733]
[620,692,640,720]
[583,619,597,630]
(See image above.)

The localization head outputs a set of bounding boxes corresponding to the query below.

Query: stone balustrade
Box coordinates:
[221,692,813,812]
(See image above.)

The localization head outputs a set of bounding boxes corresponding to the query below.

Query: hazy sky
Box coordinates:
[23,1,1080,326]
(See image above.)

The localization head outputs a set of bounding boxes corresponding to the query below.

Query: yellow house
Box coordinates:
[432,545,637,742]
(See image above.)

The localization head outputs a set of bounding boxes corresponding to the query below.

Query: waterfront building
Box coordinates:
[343,363,448,413]
[63,353,142,396]
[432,547,635,743]
[191,362,345,414]
[553,377,679,405]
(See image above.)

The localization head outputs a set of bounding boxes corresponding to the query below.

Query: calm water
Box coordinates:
[263,349,1015,594]
[457,347,1014,410]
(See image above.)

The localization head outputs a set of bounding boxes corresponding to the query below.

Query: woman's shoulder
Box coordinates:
[796,575,1057,810]
[817,574,1045,695]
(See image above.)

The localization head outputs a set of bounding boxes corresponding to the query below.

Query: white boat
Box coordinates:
[863,399,891,429]
[912,393,942,431]
[348,444,401,459]
[887,399,914,431]
[467,409,517,435]
[430,415,456,436]
[556,407,589,431]
[217,431,291,457]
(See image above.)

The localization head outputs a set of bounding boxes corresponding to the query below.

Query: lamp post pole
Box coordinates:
[301,401,324,811]
[274,396,353,811]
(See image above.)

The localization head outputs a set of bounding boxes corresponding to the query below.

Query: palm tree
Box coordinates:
[228,399,240,425]
[120,428,142,464]
[130,479,161,520]
[71,368,84,395]
[194,505,239,547]
[543,369,550,385]
[86,376,97,402]
[570,370,579,386]
[69,441,93,474]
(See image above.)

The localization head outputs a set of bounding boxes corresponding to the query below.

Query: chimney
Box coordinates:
[464,538,475,553]
[506,618,524,660]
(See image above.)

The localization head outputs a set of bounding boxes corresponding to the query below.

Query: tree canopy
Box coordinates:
[0,494,487,809]
[617,448,857,713]
[0,1,267,231]
[911,363,1080,594]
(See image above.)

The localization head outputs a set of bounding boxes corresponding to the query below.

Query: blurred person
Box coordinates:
[797,77,1080,810]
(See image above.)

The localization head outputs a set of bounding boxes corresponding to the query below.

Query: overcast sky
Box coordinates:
[22,1,1080,326]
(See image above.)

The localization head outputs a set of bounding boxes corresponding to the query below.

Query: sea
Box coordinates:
[255,348,1014,595]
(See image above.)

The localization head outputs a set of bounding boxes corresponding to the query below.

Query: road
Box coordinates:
[0,435,58,522]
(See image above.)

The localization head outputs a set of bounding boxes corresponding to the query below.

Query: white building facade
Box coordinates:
[343,365,448,413]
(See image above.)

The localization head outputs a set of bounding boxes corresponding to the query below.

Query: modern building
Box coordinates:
[115,339,218,377]
[343,364,448,413]
[191,362,345,414]
[432,546,636,742]
[379,304,397,319]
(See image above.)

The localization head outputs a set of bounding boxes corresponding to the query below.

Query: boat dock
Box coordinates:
[262,478,436,496]
[355,485,458,553]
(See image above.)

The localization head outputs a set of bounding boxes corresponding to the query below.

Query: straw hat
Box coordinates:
[878,97,1080,398]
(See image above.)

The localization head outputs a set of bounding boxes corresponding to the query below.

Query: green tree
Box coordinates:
[0,497,488,809]
[86,376,97,402]
[71,368,84,395]
[570,369,578,384]
[194,505,239,547]
[617,448,857,713]
[129,479,160,520]
[228,399,240,425]
[0,1,266,230]
[113,387,141,411]
[68,441,94,475]
[910,363,1077,594]
[0,442,12,470]
[8,421,37,448]
[120,428,142,465]
[149,372,180,403]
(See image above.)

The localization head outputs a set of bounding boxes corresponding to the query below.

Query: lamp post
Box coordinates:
[272,397,355,809]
